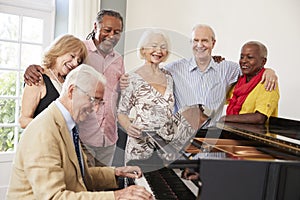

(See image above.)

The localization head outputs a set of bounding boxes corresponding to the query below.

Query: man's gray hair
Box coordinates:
[192,24,216,41]
[61,64,106,95]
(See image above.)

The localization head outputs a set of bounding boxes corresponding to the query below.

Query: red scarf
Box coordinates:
[226,68,265,115]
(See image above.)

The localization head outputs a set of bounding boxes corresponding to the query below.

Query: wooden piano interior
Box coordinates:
[124,116,300,200]
[183,116,300,200]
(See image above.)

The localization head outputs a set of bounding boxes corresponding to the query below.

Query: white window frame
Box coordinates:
[0,0,55,160]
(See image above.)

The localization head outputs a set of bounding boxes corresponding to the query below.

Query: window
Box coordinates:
[0,0,55,153]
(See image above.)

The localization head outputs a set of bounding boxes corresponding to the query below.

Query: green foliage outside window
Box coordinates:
[0,127,14,152]
[0,11,47,153]
[0,71,21,151]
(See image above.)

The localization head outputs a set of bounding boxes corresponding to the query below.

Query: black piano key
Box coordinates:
[143,168,196,200]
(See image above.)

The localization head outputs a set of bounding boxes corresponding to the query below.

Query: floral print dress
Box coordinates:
[118,69,175,163]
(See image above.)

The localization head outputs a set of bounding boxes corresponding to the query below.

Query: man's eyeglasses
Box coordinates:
[76,86,105,107]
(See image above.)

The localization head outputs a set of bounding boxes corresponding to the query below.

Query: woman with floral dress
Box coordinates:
[117,29,174,169]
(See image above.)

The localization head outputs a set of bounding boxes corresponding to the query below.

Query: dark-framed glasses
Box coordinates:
[76,86,105,107]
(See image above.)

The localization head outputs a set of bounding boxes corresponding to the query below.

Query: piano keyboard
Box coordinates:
[134,175,155,197]
[134,167,197,200]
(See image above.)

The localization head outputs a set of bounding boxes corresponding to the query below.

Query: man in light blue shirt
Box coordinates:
[165,24,276,127]
[165,55,240,126]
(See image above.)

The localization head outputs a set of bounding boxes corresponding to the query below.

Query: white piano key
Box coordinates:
[134,175,155,198]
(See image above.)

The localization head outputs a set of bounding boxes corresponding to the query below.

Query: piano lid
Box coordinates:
[216,116,300,156]
[141,104,210,166]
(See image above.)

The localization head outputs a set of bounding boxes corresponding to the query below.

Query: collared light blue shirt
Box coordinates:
[165,57,241,126]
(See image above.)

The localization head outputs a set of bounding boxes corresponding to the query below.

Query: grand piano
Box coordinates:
[128,116,300,200]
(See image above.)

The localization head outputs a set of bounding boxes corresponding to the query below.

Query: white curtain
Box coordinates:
[68,0,101,40]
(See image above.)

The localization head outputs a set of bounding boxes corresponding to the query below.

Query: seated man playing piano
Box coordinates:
[219,41,280,124]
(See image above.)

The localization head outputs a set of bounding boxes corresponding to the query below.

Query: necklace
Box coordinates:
[49,68,63,92]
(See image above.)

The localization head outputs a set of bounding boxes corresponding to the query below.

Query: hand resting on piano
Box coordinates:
[181,167,200,181]
[114,166,154,200]
[134,175,155,197]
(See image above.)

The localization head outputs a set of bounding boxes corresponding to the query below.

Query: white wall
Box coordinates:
[124,0,300,121]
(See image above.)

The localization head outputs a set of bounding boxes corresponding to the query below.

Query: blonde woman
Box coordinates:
[19,34,87,128]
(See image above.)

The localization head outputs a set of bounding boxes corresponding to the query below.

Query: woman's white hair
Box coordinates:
[137,29,171,61]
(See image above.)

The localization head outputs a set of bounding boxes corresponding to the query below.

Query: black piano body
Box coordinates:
[125,116,300,200]
[190,116,300,200]
[198,159,300,200]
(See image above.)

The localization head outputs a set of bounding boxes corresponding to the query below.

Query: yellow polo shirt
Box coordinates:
[228,83,280,117]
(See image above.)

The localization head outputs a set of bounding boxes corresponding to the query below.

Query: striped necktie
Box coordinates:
[72,125,84,177]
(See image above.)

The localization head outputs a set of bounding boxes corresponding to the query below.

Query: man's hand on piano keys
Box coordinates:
[115,166,142,179]
[181,168,200,181]
[114,185,154,200]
